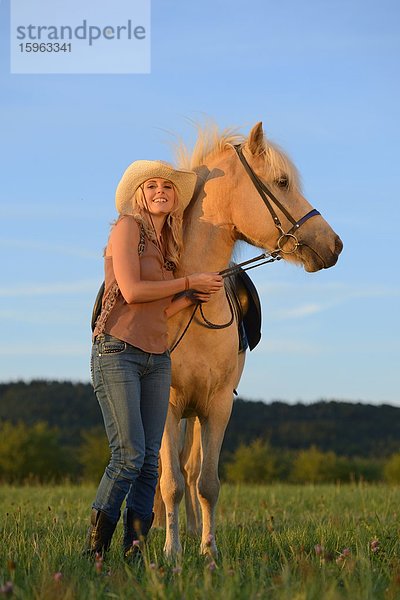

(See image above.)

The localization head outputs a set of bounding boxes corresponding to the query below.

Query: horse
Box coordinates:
[156,121,343,556]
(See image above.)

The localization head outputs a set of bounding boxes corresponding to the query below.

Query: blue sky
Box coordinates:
[1,0,399,405]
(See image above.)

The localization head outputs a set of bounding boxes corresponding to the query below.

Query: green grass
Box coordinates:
[1,483,400,599]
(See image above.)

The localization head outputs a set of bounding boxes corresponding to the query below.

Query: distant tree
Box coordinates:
[2,383,400,469]
[383,453,400,483]
[225,439,277,483]
[0,421,75,482]
[291,446,338,483]
[0,422,28,478]
[79,427,109,482]
[341,457,383,482]
[0,380,102,448]
[223,398,400,458]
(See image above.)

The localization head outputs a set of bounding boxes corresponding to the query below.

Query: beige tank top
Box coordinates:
[93,219,174,354]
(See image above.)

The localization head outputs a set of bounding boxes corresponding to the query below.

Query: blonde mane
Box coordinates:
[175,124,301,189]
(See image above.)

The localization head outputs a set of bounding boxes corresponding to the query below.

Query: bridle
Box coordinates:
[233,144,321,256]
[170,144,323,350]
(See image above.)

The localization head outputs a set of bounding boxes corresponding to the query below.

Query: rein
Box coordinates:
[170,144,322,350]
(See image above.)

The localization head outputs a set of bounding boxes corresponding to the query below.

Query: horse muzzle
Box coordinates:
[298,234,343,272]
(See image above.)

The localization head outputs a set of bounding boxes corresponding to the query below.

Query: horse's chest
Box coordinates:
[172,350,236,388]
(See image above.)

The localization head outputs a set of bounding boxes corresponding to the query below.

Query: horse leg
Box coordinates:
[181,417,202,534]
[159,402,185,556]
[197,394,233,556]
[152,461,165,528]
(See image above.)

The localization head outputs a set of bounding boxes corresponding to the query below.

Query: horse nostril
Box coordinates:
[335,237,343,255]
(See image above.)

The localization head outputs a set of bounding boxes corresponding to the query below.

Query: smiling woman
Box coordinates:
[86,158,223,560]
[143,178,175,205]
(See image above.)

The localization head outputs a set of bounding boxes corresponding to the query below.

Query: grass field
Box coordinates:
[1,483,400,599]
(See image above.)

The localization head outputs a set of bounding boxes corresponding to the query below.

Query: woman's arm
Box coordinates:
[165,292,213,319]
[110,217,186,303]
[110,217,223,304]
[165,295,194,319]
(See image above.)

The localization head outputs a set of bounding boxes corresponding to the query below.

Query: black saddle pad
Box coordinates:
[225,266,262,351]
[237,268,262,351]
[91,281,105,332]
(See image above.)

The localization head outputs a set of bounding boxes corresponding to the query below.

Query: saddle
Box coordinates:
[91,267,262,352]
[224,266,262,352]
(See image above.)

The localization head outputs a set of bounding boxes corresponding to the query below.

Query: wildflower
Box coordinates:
[132,539,140,547]
[172,566,182,575]
[336,548,351,564]
[53,572,63,582]
[314,544,324,556]
[0,581,13,596]
[370,539,380,553]
[208,561,216,572]
[148,562,156,570]
[95,560,103,574]
[94,552,104,574]
[267,516,274,533]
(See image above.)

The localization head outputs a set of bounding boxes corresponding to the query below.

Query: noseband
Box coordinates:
[234,144,320,254]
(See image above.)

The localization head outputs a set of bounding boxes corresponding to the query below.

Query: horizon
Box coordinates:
[1,377,398,410]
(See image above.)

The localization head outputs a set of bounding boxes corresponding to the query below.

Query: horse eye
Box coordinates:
[275,176,289,189]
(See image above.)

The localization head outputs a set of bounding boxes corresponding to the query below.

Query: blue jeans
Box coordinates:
[90,333,171,524]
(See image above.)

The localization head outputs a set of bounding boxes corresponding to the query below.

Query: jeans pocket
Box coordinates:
[99,338,126,355]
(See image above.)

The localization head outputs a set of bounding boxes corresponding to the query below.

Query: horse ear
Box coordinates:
[248,122,265,155]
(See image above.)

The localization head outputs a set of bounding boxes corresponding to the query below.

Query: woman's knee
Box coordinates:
[108,449,145,480]
[138,458,160,483]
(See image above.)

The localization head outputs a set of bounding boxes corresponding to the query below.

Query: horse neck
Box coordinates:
[177,206,234,276]
[177,158,236,276]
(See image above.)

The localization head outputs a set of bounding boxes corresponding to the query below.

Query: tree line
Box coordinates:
[0,381,399,483]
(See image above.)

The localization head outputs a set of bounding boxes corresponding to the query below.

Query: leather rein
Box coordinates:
[170,144,322,350]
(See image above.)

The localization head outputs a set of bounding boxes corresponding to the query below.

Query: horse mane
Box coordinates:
[175,123,301,189]
[175,124,244,170]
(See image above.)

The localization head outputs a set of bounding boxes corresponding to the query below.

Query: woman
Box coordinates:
[87,160,223,558]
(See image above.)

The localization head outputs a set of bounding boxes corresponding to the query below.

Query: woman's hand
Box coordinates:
[191,291,212,303]
[188,272,223,294]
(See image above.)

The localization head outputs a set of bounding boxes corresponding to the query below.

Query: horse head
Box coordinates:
[199,122,343,272]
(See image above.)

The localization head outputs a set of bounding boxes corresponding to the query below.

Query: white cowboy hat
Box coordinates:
[115,160,197,215]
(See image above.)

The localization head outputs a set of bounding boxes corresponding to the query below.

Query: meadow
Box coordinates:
[1,483,400,599]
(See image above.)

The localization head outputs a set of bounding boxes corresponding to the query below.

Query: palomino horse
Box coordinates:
[158,122,343,556]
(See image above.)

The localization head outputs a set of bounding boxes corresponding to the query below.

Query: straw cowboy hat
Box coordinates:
[115,160,197,215]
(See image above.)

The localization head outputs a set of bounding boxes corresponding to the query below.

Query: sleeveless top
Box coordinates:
[93,217,174,354]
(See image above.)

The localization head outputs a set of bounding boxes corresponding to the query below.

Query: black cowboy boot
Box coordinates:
[123,508,154,560]
[85,509,118,557]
